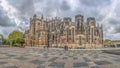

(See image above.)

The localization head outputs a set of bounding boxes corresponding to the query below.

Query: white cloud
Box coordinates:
[66,0,79,11]
[0,0,120,40]
[0,0,20,25]
[0,26,18,38]
[0,0,30,34]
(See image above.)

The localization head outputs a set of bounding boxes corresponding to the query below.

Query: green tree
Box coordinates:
[3,38,10,45]
[0,34,4,45]
[8,30,24,47]
[0,34,10,45]
[16,38,25,47]
[103,39,111,47]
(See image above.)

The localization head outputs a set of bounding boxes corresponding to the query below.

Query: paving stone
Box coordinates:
[44,56,49,58]
[83,57,91,62]
[0,62,8,65]
[15,56,28,60]
[91,66,100,68]
[1,53,8,55]
[68,55,73,57]
[73,62,88,67]
[80,54,83,56]
[48,57,57,62]
[73,57,78,60]
[43,53,48,56]
[94,61,112,65]
[49,62,65,67]
[63,57,68,60]
[114,58,120,62]
[30,60,45,65]
[93,54,99,58]
[0,57,9,59]
[37,65,45,68]
[6,54,16,57]
[0,48,120,68]
[5,66,18,68]
[59,53,63,55]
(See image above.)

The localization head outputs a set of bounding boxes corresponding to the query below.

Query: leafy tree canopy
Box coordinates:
[8,30,24,46]
[104,39,111,46]
[0,34,4,40]
[8,30,23,41]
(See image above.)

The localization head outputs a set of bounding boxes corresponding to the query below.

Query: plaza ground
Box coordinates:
[0,47,120,68]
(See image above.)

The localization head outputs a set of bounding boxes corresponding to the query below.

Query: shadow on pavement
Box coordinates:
[102,49,120,55]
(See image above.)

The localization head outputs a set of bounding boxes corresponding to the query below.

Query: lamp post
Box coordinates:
[9,39,13,47]
[47,31,50,48]
[55,31,58,48]
[0,35,2,47]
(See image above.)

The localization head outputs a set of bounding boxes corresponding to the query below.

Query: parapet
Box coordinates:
[87,17,96,26]
[63,17,72,22]
[75,14,83,20]
[87,17,95,22]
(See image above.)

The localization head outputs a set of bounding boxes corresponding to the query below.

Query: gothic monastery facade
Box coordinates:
[24,14,103,49]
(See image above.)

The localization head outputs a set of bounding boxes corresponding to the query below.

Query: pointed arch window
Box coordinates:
[72,28,75,42]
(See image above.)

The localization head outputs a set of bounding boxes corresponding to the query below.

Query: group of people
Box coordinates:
[64,45,68,51]
[44,45,69,52]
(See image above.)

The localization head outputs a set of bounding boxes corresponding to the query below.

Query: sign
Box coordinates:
[0,40,2,43]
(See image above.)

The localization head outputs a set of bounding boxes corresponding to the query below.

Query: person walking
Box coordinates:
[64,45,66,51]
[64,45,68,52]
[66,46,68,51]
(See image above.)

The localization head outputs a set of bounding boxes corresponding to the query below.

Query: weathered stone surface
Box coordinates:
[0,47,119,68]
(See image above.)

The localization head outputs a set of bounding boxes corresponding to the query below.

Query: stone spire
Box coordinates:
[33,14,37,20]
[41,14,43,19]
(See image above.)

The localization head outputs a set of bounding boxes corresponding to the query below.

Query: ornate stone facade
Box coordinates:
[24,14,103,49]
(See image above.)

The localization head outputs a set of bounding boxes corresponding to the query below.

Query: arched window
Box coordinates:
[72,28,74,42]
[52,35,54,43]
[79,36,82,45]
[92,28,94,42]
[38,32,40,37]
[38,22,40,25]
[69,30,71,35]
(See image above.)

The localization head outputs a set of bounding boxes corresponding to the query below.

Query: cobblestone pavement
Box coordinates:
[0,47,120,68]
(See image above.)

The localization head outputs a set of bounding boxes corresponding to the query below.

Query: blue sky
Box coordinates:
[0,0,120,40]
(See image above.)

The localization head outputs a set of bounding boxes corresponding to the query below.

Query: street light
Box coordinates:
[10,39,13,47]
[47,31,50,48]
[0,35,2,47]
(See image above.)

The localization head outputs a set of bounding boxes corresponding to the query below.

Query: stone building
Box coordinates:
[24,14,103,49]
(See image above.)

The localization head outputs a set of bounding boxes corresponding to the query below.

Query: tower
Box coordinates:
[75,14,84,47]
[100,24,103,47]
[75,14,84,34]
[25,14,103,49]
[41,14,43,19]
[63,17,71,26]
[87,17,96,48]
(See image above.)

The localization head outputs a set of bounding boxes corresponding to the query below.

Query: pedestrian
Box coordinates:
[64,45,66,51]
[66,46,68,51]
